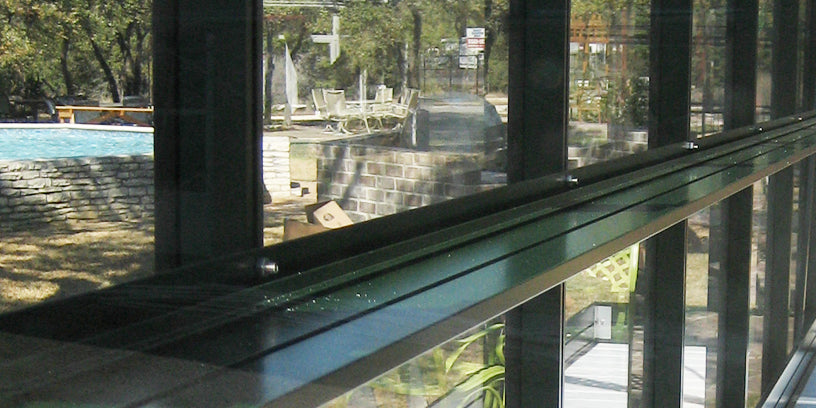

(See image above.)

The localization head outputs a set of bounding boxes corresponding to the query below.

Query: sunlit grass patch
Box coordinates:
[0,224,155,312]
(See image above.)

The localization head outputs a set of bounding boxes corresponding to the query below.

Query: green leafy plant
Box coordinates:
[445,322,505,408]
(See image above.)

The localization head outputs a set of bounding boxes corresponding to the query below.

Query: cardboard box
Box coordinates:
[306,201,354,229]
[283,219,330,241]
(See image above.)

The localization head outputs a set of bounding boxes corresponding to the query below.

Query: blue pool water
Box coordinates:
[0,126,153,160]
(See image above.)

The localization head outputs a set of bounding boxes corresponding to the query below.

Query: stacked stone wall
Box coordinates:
[0,155,154,230]
[0,135,292,231]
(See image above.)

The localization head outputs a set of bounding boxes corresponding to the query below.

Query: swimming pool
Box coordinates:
[0,124,153,160]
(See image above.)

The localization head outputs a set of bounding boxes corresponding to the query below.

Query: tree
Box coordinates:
[340,1,407,88]
[0,0,65,96]
[483,0,508,93]
[0,0,151,103]
[75,0,151,102]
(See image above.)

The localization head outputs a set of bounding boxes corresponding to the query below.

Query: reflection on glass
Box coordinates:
[797,0,808,108]
[268,0,509,243]
[747,179,768,407]
[0,1,155,313]
[789,164,802,350]
[756,0,773,122]
[0,0,512,311]
[690,0,726,138]
[564,245,637,407]
[320,319,504,408]
[684,208,716,408]
[568,0,650,168]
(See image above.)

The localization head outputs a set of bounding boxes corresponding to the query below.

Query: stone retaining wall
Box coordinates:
[0,135,499,229]
[0,134,292,231]
[0,155,154,230]
[299,142,501,222]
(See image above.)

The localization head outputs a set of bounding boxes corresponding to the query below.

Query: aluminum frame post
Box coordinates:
[153,0,265,269]
[634,0,693,406]
[712,1,758,405]
[760,0,800,395]
[505,0,569,406]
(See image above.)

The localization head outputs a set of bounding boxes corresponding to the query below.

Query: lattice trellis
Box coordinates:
[583,244,640,293]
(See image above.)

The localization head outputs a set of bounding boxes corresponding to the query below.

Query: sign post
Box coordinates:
[460,27,485,69]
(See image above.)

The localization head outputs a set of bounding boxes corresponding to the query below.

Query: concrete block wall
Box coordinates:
[306,142,499,222]
[0,155,154,230]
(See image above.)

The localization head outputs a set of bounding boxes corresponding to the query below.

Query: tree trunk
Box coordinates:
[88,35,121,103]
[483,0,494,94]
[60,37,75,96]
[264,27,275,121]
[409,7,422,89]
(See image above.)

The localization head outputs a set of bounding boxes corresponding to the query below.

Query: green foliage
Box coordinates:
[0,0,151,101]
[445,322,505,408]
[340,1,406,84]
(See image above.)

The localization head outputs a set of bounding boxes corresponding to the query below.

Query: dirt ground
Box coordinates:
[0,198,310,313]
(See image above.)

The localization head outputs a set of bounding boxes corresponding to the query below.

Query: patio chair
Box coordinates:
[312,88,333,132]
[365,86,394,129]
[374,86,393,104]
[381,88,420,130]
[323,89,368,133]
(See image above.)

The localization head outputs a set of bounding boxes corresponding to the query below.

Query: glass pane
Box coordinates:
[690,0,726,138]
[756,0,773,122]
[564,246,637,407]
[685,208,716,408]
[747,178,768,407]
[266,0,509,243]
[568,0,650,168]
[790,163,804,349]
[321,318,505,408]
[797,0,808,109]
[0,2,154,312]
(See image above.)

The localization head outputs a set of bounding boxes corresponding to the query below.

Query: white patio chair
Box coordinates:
[323,89,369,134]
[381,88,419,130]
[312,88,333,132]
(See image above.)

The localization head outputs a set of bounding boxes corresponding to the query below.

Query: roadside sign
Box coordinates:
[466,38,485,48]
[459,55,478,69]
[466,27,485,38]
[465,27,486,51]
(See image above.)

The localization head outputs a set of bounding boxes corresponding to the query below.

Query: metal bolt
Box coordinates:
[257,257,279,278]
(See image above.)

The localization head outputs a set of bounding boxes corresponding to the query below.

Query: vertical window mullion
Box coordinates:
[711,1,758,405]
[803,156,816,329]
[761,166,794,393]
[760,0,800,395]
[637,0,694,406]
[153,0,264,269]
[505,0,569,406]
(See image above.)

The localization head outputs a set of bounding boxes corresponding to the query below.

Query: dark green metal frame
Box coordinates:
[3,0,816,406]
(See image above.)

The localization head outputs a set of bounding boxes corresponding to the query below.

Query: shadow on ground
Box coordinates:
[0,198,312,313]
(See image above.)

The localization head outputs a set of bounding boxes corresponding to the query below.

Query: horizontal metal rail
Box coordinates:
[1,113,816,406]
[762,318,816,406]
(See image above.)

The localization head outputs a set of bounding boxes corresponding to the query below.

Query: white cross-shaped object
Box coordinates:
[311,15,340,63]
